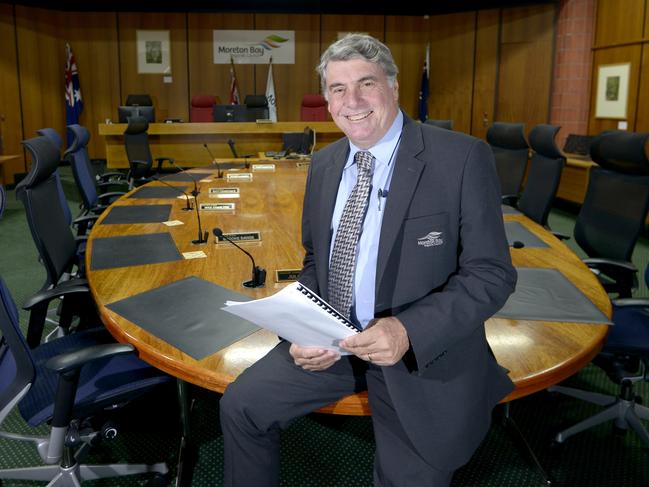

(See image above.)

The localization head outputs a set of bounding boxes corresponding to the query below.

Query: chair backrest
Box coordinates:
[64,124,98,211]
[123,116,153,180]
[575,131,649,261]
[517,124,565,226]
[15,137,77,288]
[35,128,72,226]
[190,94,216,123]
[300,94,327,121]
[125,94,153,106]
[244,94,269,121]
[486,122,529,196]
[425,119,453,130]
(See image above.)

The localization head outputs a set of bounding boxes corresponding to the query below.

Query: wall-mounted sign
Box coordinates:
[213,30,295,64]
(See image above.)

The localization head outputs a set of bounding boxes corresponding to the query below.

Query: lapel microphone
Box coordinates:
[213,227,266,287]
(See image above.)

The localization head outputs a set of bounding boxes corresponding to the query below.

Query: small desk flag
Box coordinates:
[266,57,277,122]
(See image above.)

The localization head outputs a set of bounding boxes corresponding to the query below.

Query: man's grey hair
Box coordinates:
[316,33,399,98]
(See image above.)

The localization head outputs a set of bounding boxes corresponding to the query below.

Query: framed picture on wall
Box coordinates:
[595,63,630,119]
[137,30,171,74]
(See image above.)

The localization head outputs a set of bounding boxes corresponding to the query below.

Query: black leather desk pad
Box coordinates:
[494,267,611,324]
[505,221,549,248]
[100,204,172,225]
[129,186,189,199]
[106,276,259,360]
[90,232,182,270]
[161,172,212,182]
[501,204,522,215]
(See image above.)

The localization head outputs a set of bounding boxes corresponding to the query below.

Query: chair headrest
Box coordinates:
[36,128,63,150]
[0,184,5,220]
[192,95,216,108]
[17,136,60,190]
[244,95,268,108]
[125,94,153,106]
[64,124,90,155]
[590,131,649,175]
[124,116,149,135]
[486,122,528,150]
[528,124,563,159]
[302,94,326,108]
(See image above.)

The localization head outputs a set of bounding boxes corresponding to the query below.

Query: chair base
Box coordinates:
[549,384,649,448]
[0,462,168,486]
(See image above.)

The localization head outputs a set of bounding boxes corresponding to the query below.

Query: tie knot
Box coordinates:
[354,151,374,175]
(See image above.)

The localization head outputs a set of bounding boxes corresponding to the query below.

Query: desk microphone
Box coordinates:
[191,192,208,245]
[213,227,266,287]
[151,175,193,211]
[168,160,200,198]
[203,143,222,178]
[227,138,252,168]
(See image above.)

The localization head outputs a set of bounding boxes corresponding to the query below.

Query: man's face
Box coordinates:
[325,58,399,149]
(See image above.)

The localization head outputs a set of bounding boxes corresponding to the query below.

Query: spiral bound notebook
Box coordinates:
[222,282,359,354]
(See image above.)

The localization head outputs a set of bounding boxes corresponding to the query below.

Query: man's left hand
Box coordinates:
[340,316,409,366]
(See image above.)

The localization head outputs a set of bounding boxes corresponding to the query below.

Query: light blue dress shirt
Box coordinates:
[329,111,403,329]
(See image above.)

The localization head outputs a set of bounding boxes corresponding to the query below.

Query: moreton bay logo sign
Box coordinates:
[213,30,295,64]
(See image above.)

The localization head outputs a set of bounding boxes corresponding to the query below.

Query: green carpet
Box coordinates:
[1,173,648,486]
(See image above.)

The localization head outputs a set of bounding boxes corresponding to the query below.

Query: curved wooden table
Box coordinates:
[87,164,611,415]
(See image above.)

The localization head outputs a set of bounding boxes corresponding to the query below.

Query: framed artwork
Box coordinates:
[137,30,171,74]
[595,63,630,119]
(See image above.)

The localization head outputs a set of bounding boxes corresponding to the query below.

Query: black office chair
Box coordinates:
[64,124,127,219]
[549,264,649,447]
[125,94,153,106]
[566,131,649,298]
[35,128,74,226]
[424,119,453,130]
[15,136,95,347]
[486,122,529,197]
[123,116,174,188]
[244,94,269,121]
[502,124,565,227]
[0,186,172,484]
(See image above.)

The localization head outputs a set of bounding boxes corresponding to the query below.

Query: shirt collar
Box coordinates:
[345,110,404,170]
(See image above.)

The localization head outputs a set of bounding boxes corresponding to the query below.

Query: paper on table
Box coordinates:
[222,282,359,354]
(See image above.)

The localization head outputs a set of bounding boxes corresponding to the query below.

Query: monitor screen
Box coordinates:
[118,105,155,123]
[213,104,247,122]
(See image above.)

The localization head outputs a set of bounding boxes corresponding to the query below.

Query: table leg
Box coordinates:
[501,402,553,486]
[175,379,198,487]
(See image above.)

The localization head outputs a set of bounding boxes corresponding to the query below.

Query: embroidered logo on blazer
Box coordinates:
[417,231,444,247]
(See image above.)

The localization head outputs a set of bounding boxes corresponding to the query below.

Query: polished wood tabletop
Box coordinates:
[87,164,611,415]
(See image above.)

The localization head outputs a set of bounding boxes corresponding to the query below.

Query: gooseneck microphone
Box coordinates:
[213,227,266,288]
[151,175,193,211]
[191,193,208,245]
[203,143,222,178]
[169,160,200,198]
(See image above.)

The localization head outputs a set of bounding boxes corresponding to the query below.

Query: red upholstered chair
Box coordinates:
[300,94,327,121]
[190,95,217,122]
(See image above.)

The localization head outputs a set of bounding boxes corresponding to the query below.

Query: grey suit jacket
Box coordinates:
[299,114,516,470]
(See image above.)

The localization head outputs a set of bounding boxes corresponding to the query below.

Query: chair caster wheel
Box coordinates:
[148,472,171,487]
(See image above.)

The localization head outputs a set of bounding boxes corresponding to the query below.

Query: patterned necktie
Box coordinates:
[328,150,375,319]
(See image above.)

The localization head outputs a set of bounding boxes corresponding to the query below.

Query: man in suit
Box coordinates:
[220,34,516,486]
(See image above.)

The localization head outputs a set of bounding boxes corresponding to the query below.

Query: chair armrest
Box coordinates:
[22,280,89,311]
[612,297,649,309]
[46,343,135,374]
[583,258,638,274]
[552,231,571,240]
[155,157,175,172]
[97,191,126,204]
[501,194,519,207]
[97,171,126,181]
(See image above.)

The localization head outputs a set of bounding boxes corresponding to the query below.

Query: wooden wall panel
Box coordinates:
[594,0,645,46]
[496,5,555,130]
[426,12,476,134]
[188,13,254,108]
[254,14,321,121]
[320,14,385,48]
[588,45,643,134]
[636,45,649,132]
[471,9,500,139]
[118,12,189,123]
[0,4,24,184]
[385,16,429,120]
[63,12,120,158]
[15,6,66,156]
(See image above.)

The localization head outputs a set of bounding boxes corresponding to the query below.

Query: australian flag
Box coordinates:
[418,44,429,123]
[65,43,83,145]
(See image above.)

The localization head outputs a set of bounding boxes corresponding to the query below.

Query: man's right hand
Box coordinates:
[290,344,340,371]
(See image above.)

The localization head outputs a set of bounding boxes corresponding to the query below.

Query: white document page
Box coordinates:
[222,282,359,354]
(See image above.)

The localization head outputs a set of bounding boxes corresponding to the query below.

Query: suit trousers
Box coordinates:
[219,341,454,487]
